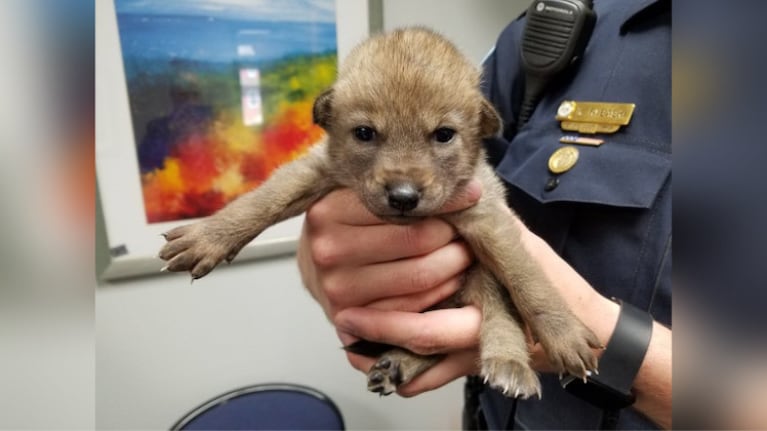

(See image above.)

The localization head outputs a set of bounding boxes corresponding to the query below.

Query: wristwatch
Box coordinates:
[561,298,654,410]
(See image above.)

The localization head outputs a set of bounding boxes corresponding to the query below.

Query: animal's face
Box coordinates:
[313,28,501,223]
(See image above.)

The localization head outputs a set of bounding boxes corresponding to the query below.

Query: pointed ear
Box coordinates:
[312,88,334,129]
[479,97,502,138]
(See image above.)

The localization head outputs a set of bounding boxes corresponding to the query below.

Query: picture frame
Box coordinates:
[96,0,372,281]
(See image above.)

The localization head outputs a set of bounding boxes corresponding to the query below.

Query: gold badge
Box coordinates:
[548,146,579,174]
[556,100,635,134]
[556,101,636,125]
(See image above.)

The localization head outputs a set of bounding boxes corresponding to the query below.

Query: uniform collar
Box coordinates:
[618,0,670,34]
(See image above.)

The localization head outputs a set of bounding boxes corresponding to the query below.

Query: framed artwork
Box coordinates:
[97,0,371,280]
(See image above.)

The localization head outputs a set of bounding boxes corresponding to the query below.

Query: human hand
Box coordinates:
[298,179,619,396]
[329,208,619,396]
[296,180,483,395]
[297,179,482,319]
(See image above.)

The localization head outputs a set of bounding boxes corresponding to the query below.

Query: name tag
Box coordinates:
[556,101,636,125]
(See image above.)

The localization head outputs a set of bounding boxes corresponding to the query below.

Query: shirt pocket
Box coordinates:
[496,125,670,209]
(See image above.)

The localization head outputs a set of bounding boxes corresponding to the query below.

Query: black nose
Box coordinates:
[387,183,420,212]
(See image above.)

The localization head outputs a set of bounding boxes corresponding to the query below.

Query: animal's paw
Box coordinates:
[158,221,244,279]
[367,356,402,396]
[534,314,602,379]
[480,357,541,399]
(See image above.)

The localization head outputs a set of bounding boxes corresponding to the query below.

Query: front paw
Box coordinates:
[158,221,242,279]
[533,314,602,379]
[480,357,541,399]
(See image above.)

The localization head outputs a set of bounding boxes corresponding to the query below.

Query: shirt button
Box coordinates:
[544,176,560,192]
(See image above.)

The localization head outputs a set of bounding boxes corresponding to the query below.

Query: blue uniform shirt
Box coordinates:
[479,0,670,429]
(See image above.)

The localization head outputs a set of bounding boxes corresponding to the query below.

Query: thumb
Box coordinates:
[334,306,481,356]
[438,179,482,214]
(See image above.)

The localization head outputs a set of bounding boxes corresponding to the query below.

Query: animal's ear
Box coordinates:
[479,97,502,138]
[313,88,334,129]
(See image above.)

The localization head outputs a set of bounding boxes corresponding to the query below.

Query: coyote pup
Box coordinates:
[159,28,600,398]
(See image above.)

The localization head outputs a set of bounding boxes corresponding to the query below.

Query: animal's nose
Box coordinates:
[386,183,420,212]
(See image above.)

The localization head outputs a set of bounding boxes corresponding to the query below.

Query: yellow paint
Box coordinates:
[212,165,247,198]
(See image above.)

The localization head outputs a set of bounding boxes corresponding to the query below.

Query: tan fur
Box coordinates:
[159,28,601,398]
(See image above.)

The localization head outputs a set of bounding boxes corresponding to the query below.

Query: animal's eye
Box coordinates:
[433,127,456,143]
[353,126,376,142]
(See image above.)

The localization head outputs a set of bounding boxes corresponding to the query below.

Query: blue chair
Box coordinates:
[170,383,345,430]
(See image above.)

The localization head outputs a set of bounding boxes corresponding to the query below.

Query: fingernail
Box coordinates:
[337,331,358,346]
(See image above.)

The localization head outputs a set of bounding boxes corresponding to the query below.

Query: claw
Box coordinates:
[160,266,168,273]
[369,371,384,384]
[514,388,520,398]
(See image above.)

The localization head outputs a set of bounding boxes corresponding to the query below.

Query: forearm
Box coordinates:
[632,321,672,429]
[578,283,671,429]
[521,227,672,428]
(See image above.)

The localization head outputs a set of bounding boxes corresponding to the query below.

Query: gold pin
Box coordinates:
[559,135,604,146]
[548,146,579,174]
[556,101,636,125]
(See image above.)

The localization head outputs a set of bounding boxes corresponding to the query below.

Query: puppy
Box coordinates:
[159,27,601,398]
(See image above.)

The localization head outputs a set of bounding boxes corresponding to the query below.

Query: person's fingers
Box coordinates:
[336,328,358,345]
[366,276,463,313]
[322,241,473,308]
[437,179,483,214]
[334,306,481,356]
[397,349,479,397]
[345,350,377,374]
[307,218,460,268]
[305,188,385,227]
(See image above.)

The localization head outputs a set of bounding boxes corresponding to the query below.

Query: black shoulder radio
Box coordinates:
[518,0,596,126]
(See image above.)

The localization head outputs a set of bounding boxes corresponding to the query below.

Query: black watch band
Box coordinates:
[561,298,654,410]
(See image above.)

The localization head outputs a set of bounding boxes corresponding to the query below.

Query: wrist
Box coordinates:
[587,294,621,356]
[562,298,655,412]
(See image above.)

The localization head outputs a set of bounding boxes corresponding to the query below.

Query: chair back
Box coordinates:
[171,383,345,430]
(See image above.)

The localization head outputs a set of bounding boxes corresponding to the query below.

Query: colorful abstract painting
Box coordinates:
[114,0,337,223]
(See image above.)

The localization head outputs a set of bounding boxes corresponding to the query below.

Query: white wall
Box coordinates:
[97,259,465,430]
[96,1,528,429]
[382,0,527,65]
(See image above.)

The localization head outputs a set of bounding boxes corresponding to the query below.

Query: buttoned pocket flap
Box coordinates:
[496,129,670,209]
